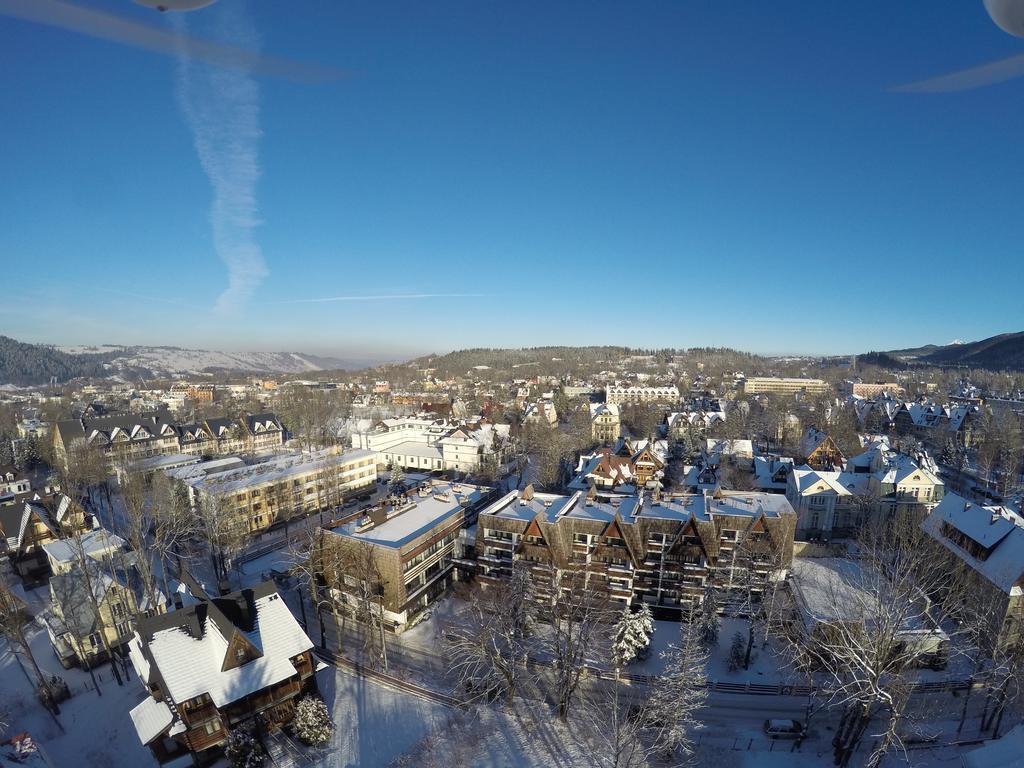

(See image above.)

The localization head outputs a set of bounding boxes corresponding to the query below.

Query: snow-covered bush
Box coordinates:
[293,695,334,746]
[224,729,265,768]
[611,604,654,670]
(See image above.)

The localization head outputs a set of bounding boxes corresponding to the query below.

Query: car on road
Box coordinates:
[764,719,806,739]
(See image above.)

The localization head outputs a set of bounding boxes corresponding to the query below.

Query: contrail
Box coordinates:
[275,293,490,304]
[173,4,266,315]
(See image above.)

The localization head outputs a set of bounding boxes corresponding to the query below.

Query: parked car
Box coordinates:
[764,719,805,739]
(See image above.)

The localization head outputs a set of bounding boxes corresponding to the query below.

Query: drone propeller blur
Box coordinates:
[895,0,1024,92]
[0,0,340,80]
[134,0,215,11]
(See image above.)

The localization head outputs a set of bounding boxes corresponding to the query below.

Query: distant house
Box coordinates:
[523,400,558,427]
[798,427,846,471]
[589,403,621,443]
[128,574,316,766]
[0,495,91,584]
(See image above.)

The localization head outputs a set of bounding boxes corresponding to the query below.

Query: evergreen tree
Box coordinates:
[224,729,265,768]
[293,695,333,746]
[611,604,654,672]
[728,631,745,672]
[698,585,720,648]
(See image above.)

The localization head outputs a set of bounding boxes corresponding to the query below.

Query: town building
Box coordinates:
[320,480,499,632]
[523,399,559,427]
[787,446,943,540]
[476,485,796,617]
[851,382,904,399]
[0,494,92,585]
[606,384,680,405]
[184,447,378,536]
[46,548,163,670]
[0,467,31,501]
[52,411,286,473]
[589,403,621,443]
[350,417,513,474]
[127,574,315,765]
[921,494,1024,655]
[743,377,830,396]
[798,427,846,471]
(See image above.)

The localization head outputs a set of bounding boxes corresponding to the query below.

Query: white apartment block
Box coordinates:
[351,417,512,474]
[606,384,680,405]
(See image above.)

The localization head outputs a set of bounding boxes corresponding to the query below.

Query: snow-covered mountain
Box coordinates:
[57,345,355,378]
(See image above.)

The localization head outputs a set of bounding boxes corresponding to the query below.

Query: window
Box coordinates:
[235,648,247,662]
[574,533,589,544]
[204,721,220,735]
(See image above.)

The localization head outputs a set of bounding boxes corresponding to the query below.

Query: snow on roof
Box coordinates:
[332,481,490,548]
[790,557,878,626]
[790,467,856,496]
[144,589,312,709]
[188,448,376,495]
[42,528,125,565]
[922,493,1024,594]
[129,697,174,745]
[381,440,443,460]
[482,489,581,523]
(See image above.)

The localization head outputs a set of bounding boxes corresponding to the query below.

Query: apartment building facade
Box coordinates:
[319,480,500,632]
[743,377,830,396]
[476,486,796,616]
[606,384,681,405]
[185,447,378,535]
[53,411,286,473]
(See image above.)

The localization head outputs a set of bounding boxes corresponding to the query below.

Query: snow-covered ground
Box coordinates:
[1,610,154,767]
[311,665,450,768]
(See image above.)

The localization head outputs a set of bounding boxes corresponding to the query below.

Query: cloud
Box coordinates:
[173,4,267,315]
[274,293,490,304]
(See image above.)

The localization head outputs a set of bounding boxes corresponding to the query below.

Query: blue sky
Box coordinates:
[1,1,1022,360]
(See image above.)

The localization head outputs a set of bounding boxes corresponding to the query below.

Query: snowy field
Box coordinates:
[1,618,154,767]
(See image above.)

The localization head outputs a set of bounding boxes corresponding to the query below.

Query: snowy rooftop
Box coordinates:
[187,448,377,495]
[379,440,443,460]
[481,489,581,523]
[41,528,125,565]
[331,481,491,548]
[635,492,794,523]
[134,580,312,710]
[922,493,1024,594]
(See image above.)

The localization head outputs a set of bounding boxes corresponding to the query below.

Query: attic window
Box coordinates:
[236,648,247,662]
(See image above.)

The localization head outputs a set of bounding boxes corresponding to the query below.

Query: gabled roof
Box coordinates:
[922,493,1024,594]
[133,573,312,708]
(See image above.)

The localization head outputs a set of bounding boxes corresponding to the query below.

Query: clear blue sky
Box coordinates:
[1,1,1022,360]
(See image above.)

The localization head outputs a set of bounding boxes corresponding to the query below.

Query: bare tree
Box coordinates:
[444,561,534,705]
[648,611,708,761]
[148,473,201,598]
[792,518,969,768]
[0,575,47,690]
[536,559,612,719]
[196,492,248,585]
[116,469,162,613]
[579,679,655,768]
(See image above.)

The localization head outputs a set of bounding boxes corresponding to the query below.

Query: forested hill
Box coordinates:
[411,346,761,378]
[0,335,114,386]
[866,331,1024,372]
